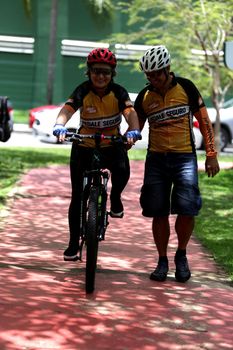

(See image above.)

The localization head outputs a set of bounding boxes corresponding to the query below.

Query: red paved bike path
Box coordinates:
[0,160,233,350]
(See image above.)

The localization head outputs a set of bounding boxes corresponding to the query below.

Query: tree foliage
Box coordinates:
[115,0,233,151]
[116,0,233,104]
[88,0,114,15]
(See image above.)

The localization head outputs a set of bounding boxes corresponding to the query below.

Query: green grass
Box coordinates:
[13,110,28,124]
[0,147,70,207]
[195,168,233,281]
[0,146,233,281]
[128,148,147,160]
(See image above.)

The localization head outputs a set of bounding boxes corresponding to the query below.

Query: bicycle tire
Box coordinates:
[85,186,100,293]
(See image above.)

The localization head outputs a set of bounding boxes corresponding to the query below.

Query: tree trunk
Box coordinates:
[211,68,221,153]
[47,0,58,105]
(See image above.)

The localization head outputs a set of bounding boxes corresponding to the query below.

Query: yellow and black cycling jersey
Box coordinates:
[64,81,133,147]
[134,73,217,157]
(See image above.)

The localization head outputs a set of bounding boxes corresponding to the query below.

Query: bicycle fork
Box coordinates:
[78,174,90,261]
[98,172,109,241]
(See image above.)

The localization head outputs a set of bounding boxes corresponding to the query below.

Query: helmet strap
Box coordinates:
[163,67,169,81]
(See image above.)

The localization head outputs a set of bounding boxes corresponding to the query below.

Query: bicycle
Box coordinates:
[65,132,126,294]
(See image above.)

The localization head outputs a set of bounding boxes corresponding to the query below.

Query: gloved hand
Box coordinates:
[126,129,142,141]
[53,124,67,137]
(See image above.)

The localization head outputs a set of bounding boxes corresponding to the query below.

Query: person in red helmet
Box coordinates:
[53,48,141,261]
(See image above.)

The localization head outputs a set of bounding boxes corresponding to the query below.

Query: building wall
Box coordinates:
[0,0,146,109]
[0,0,36,108]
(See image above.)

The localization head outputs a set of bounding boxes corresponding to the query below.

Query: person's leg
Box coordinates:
[152,216,170,257]
[140,152,172,281]
[107,145,130,217]
[65,146,91,260]
[175,214,194,250]
[150,216,170,281]
[173,215,194,282]
[171,153,201,281]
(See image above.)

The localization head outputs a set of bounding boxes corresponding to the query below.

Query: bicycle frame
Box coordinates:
[79,155,110,260]
[65,132,124,293]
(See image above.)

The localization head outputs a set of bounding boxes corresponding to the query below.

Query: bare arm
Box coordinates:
[54,104,76,142]
[122,107,141,145]
[56,104,75,125]
[123,107,140,130]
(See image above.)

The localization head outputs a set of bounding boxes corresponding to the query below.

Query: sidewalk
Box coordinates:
[13,123,31,133]
[0,161,232,350]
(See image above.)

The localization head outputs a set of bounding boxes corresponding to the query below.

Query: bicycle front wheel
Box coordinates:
[85,186,99,293]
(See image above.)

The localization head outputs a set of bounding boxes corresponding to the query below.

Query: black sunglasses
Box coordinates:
[90,67,112,76]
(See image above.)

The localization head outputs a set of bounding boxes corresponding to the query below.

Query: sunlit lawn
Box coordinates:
[195,168,233,281]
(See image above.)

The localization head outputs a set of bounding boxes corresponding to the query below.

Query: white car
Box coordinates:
[193,120,203,150]
[206,107,233,151]
[32,106,80,143]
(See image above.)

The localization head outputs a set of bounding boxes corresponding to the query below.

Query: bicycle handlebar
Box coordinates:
[65,132,127,143]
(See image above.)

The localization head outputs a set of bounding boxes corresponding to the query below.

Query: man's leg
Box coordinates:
[152,216,170,256]
[175,215,194,249]
[150,216,170,281]
[174,214,194,282]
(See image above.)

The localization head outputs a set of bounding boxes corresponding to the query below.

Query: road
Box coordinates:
[0,125,69,149]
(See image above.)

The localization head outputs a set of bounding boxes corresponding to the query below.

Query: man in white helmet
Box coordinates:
[134,45,220,283]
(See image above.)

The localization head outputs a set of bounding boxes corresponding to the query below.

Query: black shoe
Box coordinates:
[175,255,191,282]
[150,261,169,282]
[110,195,124,218]
[64,245,79,261]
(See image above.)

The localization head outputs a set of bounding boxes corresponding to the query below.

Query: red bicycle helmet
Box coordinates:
[87,48,117,68]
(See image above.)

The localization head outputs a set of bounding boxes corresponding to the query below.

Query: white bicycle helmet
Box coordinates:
[140,45,171,72]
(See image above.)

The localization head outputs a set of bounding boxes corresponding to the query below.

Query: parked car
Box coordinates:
[29,104,60,128]
[193,119,203,150]
[206,107,233,151]
[32,105,80,143]
[30,94,203,149]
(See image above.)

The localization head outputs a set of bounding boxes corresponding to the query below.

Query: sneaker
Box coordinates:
[110,210,124,218]
[64,245,79,261]
[110,195,124,218]
[175,255,191,282]
[150,261,169,282]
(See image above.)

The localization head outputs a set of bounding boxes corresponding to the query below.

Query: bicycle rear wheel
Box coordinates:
[85,186,99,293]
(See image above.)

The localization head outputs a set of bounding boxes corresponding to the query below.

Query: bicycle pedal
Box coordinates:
[98,234,105,241]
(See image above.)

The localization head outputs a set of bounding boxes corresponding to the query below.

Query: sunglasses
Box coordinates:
[145,69,164,80]
[90,67,113,76]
